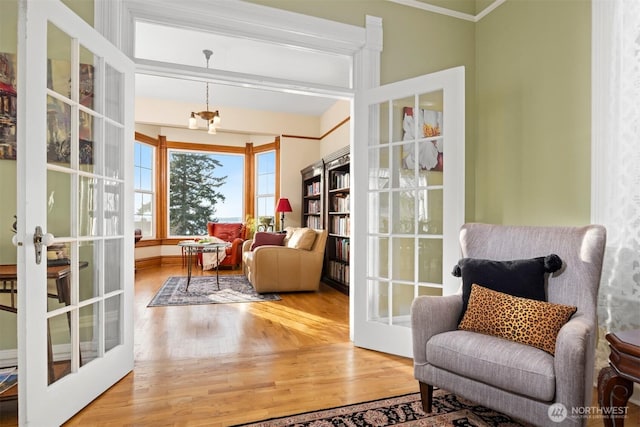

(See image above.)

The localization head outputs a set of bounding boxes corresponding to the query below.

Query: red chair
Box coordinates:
[197,222,246,269]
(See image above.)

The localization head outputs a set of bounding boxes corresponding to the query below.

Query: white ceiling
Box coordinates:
[134,21,352,117]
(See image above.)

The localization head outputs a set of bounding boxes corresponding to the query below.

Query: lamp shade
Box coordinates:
[276,198,292,213]
[188,113,198,129]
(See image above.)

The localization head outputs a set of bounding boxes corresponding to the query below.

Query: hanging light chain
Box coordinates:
[204,49,212,112]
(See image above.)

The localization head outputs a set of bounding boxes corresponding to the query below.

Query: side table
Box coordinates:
[597,329,640,427]
[177,241,229,291]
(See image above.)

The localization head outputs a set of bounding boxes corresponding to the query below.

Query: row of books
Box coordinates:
[305,216,322,229]
[305,181,321,196]
[331,216,350,236]
[331,171,350,189]
[332,237,350,262]
[326,260,350,285]
[330,194,350,213]
[306,199,321,214]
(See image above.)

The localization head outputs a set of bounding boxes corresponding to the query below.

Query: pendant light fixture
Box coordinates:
[188,49,221,133]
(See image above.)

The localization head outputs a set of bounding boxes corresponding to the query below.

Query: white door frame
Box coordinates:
[96,0,383,338]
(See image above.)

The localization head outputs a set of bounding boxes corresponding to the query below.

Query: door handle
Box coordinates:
[33,226,54,265]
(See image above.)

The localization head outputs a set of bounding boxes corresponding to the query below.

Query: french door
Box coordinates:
[353,67,465,357]
[16,1,134,425]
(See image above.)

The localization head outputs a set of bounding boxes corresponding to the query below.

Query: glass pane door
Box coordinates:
[17,2,134,424]
[354,67,465,357]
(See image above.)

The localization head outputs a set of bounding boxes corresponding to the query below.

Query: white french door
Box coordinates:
[16,1,134,425]
[352,67,465,357]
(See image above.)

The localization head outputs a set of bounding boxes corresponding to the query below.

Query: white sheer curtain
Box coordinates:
[592,0,640,376]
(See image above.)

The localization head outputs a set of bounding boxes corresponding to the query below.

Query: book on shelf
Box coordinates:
[332,171,350,189]
[334,238,350,262]
[306,199,321,214]
[331,216,350,236]
[327,260,350,285]
[305,181,321,196]
[0,367,17,395]
[305,216,322,229]
[331,194,350,212]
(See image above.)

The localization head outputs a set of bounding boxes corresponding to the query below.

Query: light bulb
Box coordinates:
[208,121,217,134]
[213,114,221,125]
[188,112,198,129]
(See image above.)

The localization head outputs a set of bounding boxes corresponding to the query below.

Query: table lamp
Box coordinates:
[275,198,292,232]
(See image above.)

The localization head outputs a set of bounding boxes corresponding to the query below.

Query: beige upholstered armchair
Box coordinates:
[242,228,328,293]
[411,223,606,427]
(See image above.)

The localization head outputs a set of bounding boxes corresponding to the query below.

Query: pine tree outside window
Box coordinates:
[168,149,244,236]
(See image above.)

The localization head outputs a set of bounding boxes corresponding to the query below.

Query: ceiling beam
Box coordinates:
[135,58,354,101]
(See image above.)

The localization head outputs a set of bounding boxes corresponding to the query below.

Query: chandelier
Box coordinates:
[188,49,221,134]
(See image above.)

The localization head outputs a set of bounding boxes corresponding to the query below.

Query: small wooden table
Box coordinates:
[598,329,640,427]
[0,261,89,387]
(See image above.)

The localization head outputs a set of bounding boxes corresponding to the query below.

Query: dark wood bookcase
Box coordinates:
[301,147,350,295]
[301,160,324,230]
[323,147,350,294]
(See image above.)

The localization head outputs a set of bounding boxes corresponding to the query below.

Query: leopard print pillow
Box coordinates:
[458,284,577,355]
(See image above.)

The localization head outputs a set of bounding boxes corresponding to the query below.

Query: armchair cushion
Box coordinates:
[458,284,577,355]
[286,227,316,250]
[250,232,286,250]
[427,330,557,401]
[452,254,562,323]
[207,222,245,241]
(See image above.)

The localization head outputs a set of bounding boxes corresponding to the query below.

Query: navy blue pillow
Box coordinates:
[452,254,562,324]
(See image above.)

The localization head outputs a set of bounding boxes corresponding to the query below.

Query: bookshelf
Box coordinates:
[323,147,350,294]
[301,160,323,229]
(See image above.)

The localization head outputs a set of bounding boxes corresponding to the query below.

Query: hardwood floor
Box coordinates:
[1,265,638,426]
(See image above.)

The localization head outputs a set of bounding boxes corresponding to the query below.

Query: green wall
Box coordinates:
[475,0,591,225]
[249,0,592,226]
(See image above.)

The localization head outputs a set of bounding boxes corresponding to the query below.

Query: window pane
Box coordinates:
[134,142,155,238]
[140,168,152,191]
[169,150,244,236]
[256,151,275,223]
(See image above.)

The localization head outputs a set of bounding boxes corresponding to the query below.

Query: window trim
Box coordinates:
[166,145,246,238]
[134,132,280,242]
[134,132,159,241]
[255,149,277,230]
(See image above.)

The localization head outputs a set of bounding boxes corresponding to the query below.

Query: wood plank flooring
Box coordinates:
[1,265,638,426]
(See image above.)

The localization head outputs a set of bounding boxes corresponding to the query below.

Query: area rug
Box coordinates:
[232,389,532,427]
[147,275,280,307]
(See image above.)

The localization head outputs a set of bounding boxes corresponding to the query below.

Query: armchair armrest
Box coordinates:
[242,239,253,253]
[411,294,462,365]
[227,237,244,266]
[553,315,596,408]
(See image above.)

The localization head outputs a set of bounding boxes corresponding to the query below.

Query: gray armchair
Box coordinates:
[411,223,606,426]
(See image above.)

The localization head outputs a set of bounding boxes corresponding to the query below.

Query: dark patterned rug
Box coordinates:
[147,275,280,307]
[232,389,533,426]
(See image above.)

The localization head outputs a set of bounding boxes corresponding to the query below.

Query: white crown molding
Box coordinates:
[387,0,506,23]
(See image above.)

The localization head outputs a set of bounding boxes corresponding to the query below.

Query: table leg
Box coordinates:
[598,366,633,427]
[215,246,220,290]
[56,276,82,367]
[185,247,193,291]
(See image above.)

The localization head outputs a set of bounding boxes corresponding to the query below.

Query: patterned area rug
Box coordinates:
[148,275,280,307]
[233,389,532,427]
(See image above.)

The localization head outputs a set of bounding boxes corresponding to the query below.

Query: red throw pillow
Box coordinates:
[251,232,286,250]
